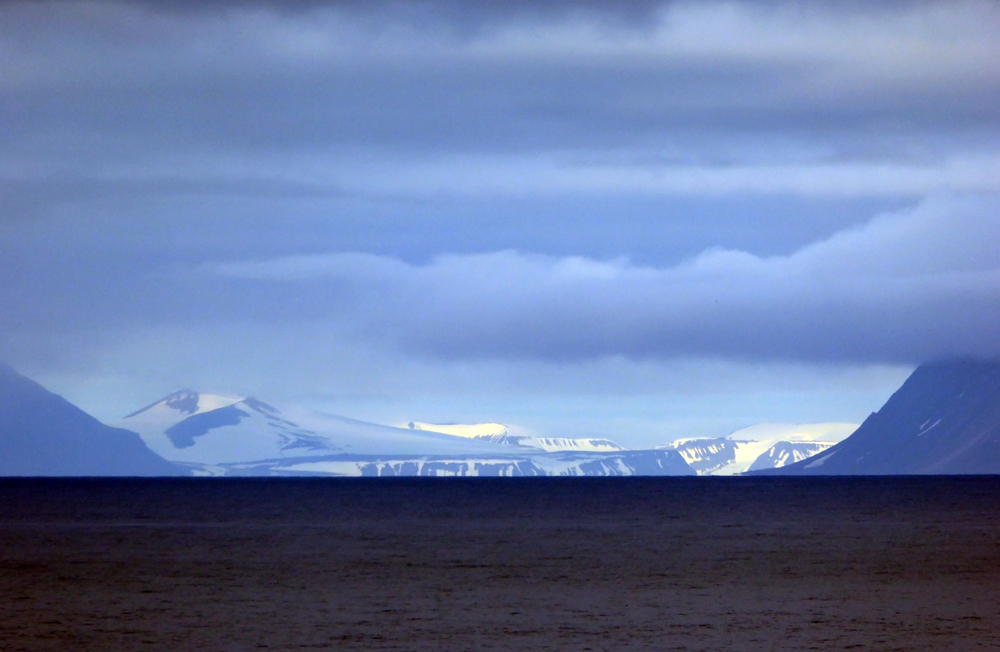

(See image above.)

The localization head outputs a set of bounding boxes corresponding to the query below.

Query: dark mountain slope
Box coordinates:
[765,359,1000,475]
[0,364,184,476]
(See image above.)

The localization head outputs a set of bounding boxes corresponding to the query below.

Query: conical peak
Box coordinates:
[123,390,244,419]
[163,390,200,415]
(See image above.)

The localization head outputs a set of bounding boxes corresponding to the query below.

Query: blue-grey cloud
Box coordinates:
[1,0,998,426]
[2,1,998,186]
[208,194,1000,364]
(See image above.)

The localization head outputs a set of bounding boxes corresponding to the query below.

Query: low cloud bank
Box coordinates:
[210,194,1000,364]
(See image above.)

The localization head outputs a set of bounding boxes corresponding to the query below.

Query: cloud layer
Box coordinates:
[210,194,1000,364]
[2,0,1000,206]
[0,1,997,430]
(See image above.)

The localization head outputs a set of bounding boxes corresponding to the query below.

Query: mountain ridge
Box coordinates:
[761,358,1000,475]
[0,364,184,476]
[660,422,855,475]
[116,390,694,476]
[9,359,1000,477]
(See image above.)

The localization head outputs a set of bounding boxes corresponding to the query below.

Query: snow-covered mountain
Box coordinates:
[745,441,837,472]
[660,422,856,475]
[120,391,330,464]
[118,391,523,465]
[403,421,624,452]
[117,391,693,476]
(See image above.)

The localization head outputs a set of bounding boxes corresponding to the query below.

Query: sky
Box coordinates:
[2,0,999,447]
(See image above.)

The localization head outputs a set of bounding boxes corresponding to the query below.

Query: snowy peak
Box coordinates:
[118,394,537,466]
[666,438,740,475]
[114,398,687,476]
[746,441,833,472]
[124,390,244,420]
[660,422,853,475]
[118,390,334,464]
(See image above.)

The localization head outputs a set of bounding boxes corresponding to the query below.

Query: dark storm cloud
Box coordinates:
[2,0,998,165]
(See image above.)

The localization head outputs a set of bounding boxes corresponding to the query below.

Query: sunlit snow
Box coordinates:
[403,421,624,452]
[660,422,856,475]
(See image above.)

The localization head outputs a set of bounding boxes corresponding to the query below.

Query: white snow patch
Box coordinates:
[715,441,776,475]
[661,423,850,475]
[193,393,245,415]
[405,421,508,438]
[400,421,623,452]
[916,418,941,437]
[804,451,836,468]
[118,394,518,465]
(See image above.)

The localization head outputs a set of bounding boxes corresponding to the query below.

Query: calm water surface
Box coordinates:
[1,477,998,650]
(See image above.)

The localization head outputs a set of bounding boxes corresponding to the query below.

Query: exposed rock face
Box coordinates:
[665,432,841,475]
[745,442,833,472]
[0,364,184,476]
[765,359,1000,475]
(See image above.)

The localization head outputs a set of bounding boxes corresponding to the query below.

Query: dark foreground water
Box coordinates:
[1,477,999,651]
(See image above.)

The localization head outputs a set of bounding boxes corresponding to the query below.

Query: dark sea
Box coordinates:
[1,476,999,651]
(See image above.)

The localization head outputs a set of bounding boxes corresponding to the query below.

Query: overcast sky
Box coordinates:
[2,0,998,446]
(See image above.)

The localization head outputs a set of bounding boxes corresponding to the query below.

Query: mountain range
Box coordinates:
[3,358,1000,476]
[116,390,693,476]
[662,423,857,475]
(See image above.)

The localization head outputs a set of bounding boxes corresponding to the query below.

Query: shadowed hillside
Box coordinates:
[763,359,1000,475]
[0,365,184,476]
